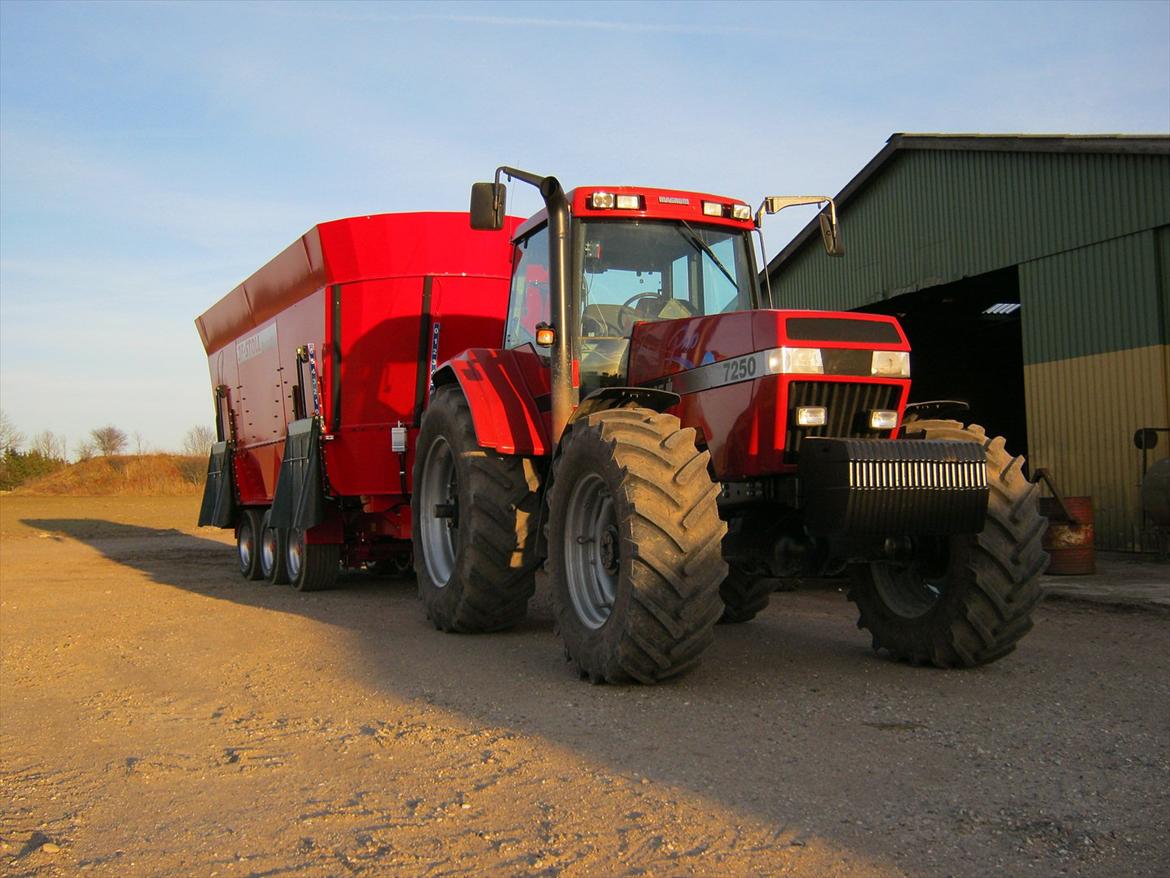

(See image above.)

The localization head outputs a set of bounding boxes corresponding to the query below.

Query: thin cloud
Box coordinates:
[267,6,761,36]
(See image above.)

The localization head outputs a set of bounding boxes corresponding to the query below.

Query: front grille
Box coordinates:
[786,381,903,462]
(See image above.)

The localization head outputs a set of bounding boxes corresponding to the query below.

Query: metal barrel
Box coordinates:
[1039,496,1096,575]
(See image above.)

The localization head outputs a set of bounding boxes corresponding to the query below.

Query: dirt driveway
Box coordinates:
[1,495,1167,877]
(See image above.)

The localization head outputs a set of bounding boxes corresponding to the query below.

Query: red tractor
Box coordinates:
[196,169,1046,684]
[410,167,1046,682]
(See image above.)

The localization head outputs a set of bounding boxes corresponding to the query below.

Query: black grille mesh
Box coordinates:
[786,381,903,462]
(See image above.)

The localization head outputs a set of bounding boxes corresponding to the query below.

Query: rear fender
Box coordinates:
[432,348,550,456]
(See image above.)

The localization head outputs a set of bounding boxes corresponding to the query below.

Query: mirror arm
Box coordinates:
[489,166,575,443]
[751,203,774,308]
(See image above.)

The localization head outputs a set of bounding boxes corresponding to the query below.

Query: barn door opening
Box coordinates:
[856,266,1028,457]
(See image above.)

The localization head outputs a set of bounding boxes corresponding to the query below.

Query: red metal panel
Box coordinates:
[317,212,520,285]
[627,311,763,383]
[322,271,515,495]
[199,212,519,507]
[443,348,551,456]
[195,213,520,356]
[627,309,911,479]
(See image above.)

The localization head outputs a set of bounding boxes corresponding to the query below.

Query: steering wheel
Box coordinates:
[621,291,661,309]
[582,312,609,337]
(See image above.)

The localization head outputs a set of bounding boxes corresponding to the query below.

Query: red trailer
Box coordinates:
[196,211,519,590]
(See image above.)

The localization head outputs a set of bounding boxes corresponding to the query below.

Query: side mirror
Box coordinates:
[819,207,844,257]
[755,194,843,257]
[470,182,506,230]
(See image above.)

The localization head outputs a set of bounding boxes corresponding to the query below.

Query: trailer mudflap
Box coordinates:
[799,437,988,537]
[269,419,328,532]
[197,441,236,528]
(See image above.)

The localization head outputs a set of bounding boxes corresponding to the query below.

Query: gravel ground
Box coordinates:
[1,494,1167,877]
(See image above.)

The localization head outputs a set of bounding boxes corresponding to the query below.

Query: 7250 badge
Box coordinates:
[722,354,758,383]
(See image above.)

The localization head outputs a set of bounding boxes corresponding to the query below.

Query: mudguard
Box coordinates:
[570,387,680,422]
[197,441,236,528]
[269,419,328,532]
[434,348,551,455]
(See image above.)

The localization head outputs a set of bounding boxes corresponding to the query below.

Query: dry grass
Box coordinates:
[12,453,205,496]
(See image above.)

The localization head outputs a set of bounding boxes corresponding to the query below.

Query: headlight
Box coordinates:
[731,203,752,221]
[615,194,641,210]
[871,350,910,377]
[869,410,899,430]
[702,201,724,217]
[796,406,827,427]
[589,191,615,209]
[766,347,824,375]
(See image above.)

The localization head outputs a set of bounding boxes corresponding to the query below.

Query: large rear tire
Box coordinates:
[848,420,1047,667]
[545,408,726,684]
[286,527,340,592]
[236,509,264,581]
[412,385,541,632]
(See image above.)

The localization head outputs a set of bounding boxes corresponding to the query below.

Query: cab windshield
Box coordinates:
[577,219,755,339]
[574,218,756,393]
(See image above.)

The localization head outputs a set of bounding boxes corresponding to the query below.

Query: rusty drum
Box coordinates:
[1039,496,1096,575]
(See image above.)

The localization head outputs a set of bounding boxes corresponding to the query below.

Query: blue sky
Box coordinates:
[1,0,1167,454]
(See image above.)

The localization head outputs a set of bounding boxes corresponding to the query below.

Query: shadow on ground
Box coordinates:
[21,515,1166,875]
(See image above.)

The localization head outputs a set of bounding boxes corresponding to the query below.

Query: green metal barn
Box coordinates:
[765,134,1170,552]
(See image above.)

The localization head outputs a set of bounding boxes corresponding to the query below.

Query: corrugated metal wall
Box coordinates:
[1024,345,1168,550]
[1020,228,1169,549]
[1020,229,1166,363]
[769,149,1170,315]
[768,145,1170,550]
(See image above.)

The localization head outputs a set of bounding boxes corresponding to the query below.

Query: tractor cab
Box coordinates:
[496,183,764,400]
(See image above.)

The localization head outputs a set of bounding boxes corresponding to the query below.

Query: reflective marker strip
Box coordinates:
[655,350,769,395]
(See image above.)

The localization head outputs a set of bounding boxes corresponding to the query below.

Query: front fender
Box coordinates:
[433,348,551,456]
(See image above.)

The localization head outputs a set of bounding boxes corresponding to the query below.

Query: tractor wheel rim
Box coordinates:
[287,529,304,581]
[261,526,278,576]
[564,472,618,630]
[419,436,458,587]
[871,551,948,619]
[238,520,254,572]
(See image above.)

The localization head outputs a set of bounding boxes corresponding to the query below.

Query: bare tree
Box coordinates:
[90,425,128,456]
[31,430,68,461]
[74,440,96,462]
[133,431,149,456]
[182,424,216,456]
[0,410,24,453]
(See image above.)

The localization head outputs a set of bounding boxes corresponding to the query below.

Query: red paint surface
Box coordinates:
[513,185,757,239]
[441,347,551,455]
[629,310,911,478]
[197,212,520,528]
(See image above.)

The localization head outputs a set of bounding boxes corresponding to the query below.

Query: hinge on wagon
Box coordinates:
[298,343,324,427]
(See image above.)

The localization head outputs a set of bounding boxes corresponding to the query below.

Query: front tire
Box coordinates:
[412,385,541,632]
[545,408,726,684]
[849,420,1047,667]
[236,509,264,581]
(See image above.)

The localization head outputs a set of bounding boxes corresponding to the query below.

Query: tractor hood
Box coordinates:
[627,309,910,390]
[625,309,912,479]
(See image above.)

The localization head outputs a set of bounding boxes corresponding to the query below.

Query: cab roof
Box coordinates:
[513,186,756,239]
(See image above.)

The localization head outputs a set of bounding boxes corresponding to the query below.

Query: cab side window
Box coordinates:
[504,225,550,349]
